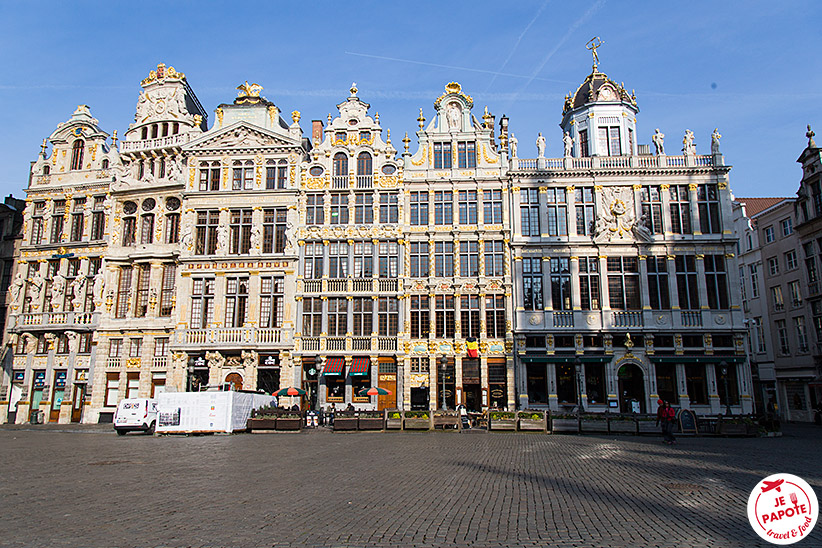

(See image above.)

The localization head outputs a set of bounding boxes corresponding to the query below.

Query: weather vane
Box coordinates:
[586,37,604,68]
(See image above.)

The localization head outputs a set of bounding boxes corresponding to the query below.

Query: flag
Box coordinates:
[466,337,479,358]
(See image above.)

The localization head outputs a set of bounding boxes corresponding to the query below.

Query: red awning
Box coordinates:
[323,357,345,375]
[350,357,370,376]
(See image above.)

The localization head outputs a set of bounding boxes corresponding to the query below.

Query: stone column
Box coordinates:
[660,184,673,234]
[687,183,700,235]
[566,186,577,238]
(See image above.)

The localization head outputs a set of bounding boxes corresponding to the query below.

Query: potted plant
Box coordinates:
[607,414,637,434]
[404,410,431,430]
[333,411,358,431]
[580,413,609,433]
[275,412,303,431]
[489,410,517,431]
[358,411,385,430]
[433,410,460,429]
[247,405,278,432]
[550,412,580,433]
[717,415,757,436]
[517,410,546,432]
[636,414,659,434]
[385,410,403,430]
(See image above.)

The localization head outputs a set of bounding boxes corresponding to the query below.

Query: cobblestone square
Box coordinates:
[1,425,820,548]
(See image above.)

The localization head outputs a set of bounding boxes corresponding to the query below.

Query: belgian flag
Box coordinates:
[466,337,479,358]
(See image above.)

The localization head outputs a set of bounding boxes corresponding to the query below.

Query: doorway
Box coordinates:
[410,386,429,410]
[617,363,646,413]
[225,372,243,391]
[71,384,85,423]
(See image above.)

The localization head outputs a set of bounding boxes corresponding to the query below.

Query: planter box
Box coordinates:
[385,418,403,429]
[608,420,637,434]
[276,417,302,431]
[247,418,277,431]
[333,417,358,431]
[718,422,753,436]
[637,421,659,434]
[358,417,384,430]
[433,415,460,429]
[489,418,517,431]
[550,418,580,433]
[518,418,546,432]
[404,417,431,430]
[581,419,609,433]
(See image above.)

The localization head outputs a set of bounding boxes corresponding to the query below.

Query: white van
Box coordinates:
[113,398,158,435]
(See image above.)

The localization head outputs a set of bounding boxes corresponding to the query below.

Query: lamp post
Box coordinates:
[440,356,448,410]
[574,356,582,415]
[720,360,732,416]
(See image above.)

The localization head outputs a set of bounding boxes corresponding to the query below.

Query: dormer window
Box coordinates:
[359,131,371,142]
[42,165,50,175]
[335,131,346,142]
[597,126,621,156]
[102,159,109,169]
[70,140,84,170]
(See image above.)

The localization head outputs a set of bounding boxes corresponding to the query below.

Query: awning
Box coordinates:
[323,357,345,376]
[349,357,370,376]
[648,355,746,364]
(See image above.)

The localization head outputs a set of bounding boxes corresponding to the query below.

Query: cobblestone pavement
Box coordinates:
[1,424,820,548]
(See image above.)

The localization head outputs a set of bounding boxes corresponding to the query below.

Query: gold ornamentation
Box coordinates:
[688,183,697,191]
[718,182,728,189]
[660,184,670,190]
[411,145,427,166]
[291,110,301,123]
[434,82,473,108]
[141,63,185,86]
[216,108,224,128]
[481,144,498,164]
[268,106,278,126]
[237,81,263,98]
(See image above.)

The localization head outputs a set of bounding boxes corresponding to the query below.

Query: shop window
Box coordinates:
[585,364,605,404]
[685,364,708,404]
[556,362,576,404]
[655,363,678,404]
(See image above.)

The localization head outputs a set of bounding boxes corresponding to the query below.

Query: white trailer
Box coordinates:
[155,391,276,434]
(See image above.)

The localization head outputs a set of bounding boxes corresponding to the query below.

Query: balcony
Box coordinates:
[300,278,399,294]
[331,175,349,189]
[120,133,191,154]
[611,311,644,328]
[510,154,717,172]
[297,335,398,353]
[152,356,168,369]
[11,311,97,331]
[552,311,574,328]
[355,175,372,188]
[177,327,290,348]
[680,310,703,327]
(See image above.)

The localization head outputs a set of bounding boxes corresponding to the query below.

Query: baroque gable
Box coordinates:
[186,122,301,153]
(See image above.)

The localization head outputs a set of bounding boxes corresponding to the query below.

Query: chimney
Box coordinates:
[312,120,323,144]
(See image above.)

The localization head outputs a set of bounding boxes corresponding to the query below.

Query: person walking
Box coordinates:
[662,401,677,444]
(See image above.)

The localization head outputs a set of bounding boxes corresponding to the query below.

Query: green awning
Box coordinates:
[648,355,746,364]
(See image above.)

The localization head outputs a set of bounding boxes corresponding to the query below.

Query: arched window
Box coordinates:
[332,152,348,189]
[70,140,84,170]
[356,152,372,188]
[141,127,148,140]
[151,124,158,139]
[43,165,50,175]
[101,159,109,169]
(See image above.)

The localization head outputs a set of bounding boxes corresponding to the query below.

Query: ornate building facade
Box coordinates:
[1,58,754,423]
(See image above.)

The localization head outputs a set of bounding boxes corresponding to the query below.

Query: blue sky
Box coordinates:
[0,1,819,199]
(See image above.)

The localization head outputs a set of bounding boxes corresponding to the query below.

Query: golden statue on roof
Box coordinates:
[586,36,604,68]
[237,81,263,98]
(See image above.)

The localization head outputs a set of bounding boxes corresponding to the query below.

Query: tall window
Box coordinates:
[378,297,398,336]
[355,193,374,224]
[579,257,600,310]
[303,242,323,279]
[696,184,721,234]
[597,126,621,156]
[458,190,477,225]
[434,241,454,277]
[160,264,175,317]
[795,316,809,352]
[545,188,567,236]
[51,199,65,243]
[333,153,348,187]
[410,242,429,277]
[786,250,798,270]
[752,317,765,353]
[704,255,728,309]
[195,210,219,255]
[434,142,452,169]
[327,298,347,336]
[305,194,324,225]
[669,185,692,234]
[70,140,84,170]
[140,214,154,244]
[379,193,398,224]
[328,241,348,278]
[750,263,760,298]
[352,297,373,336]
[410,191,428,226]
[354,241,373,278]
[379,242,398,278]
[90,196,105,240]
[232,160,254,190]
[262,208,287,254]
[266,159,287,189]
[607,256,640,309]
[578,129,589,157]
[410,295,430,339]
[675,255,699,310]
[164,212,180,243]
[550,258,571,310]
[575,187,595,235]
[229,209,252,255]
[199,161,220,191]
[115,266,132,319]
[484,241,504,277]
[771,286,785,311]
[70,198,85,242]
[767,257,779,276]
[776,319,789,355]
[190,278,214,328]
[435,295,455,338]
[521,189,540,236]
[522,257,544,311]
[259,277,283,328]
[460,295,481,338]
[330,194,349,224]
[789,280,802,306]
[640,186,663,234]
[434,191,453,225]
[134,264,150,317]
[356,152,372,187]
[781,217,793,236]
[485,295,506,338]
[302,297,322,336]
[483,190,502,224]
[457,141,476,168]
[646,257,670,310]
[459,241,479,277]
[31,202,45,244]
[224,277,249,328]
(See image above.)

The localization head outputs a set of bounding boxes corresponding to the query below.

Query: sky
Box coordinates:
[0,0,819,200]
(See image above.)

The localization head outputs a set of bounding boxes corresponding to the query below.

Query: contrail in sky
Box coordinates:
[484,0,552,93]
[345,51,576,85]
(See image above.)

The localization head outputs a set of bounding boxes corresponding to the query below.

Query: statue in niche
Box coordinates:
[92,271,105,305]
[180,223,194,251]
[592,186,650,243]
[71,276,86,311]
[563,131,574,157]
[250,225,261,253]
[536,133,546,158]
[10,271,24,309]
[217,225,229,253]
[652,128,665,155]
[28,270,45,308]
[446,102,461,131]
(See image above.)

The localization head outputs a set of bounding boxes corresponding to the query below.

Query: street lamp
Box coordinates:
[574,356,582,415]
[720,360,732,416]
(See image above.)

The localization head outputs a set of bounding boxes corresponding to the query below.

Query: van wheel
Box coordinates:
[147,422,155,435]
[116,429,127,436]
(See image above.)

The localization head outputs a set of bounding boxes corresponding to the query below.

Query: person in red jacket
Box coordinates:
[655,400,677,444]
